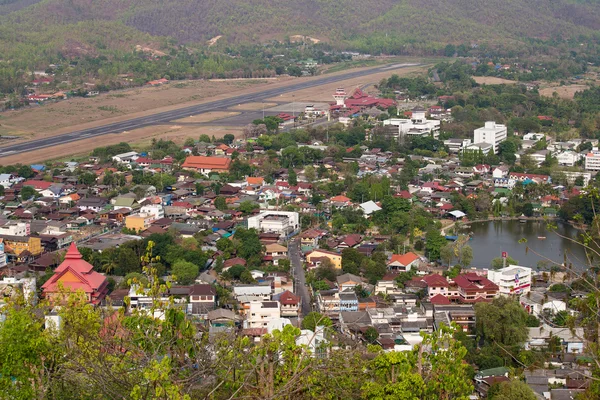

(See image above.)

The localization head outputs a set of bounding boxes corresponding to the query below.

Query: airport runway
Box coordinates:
[0,63,421,158]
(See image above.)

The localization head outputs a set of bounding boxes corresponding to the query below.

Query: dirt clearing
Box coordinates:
[0,124,243,164]
[0,79,275,140]
[539,84,588,99]
[473,76,517,85]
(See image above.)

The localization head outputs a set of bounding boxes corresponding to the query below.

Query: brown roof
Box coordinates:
[189,284,216,296]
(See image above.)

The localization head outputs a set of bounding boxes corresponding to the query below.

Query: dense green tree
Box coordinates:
[475,297,529,346]
[362,325,473,400]
[491,256,519,269]
[425,230,446,261]
[301,311,333,332]
[234,228,263,260]
[19,185,37,200]
[488,379,536,400]
[222,134,235,144]
[214,196,227,210]
[364,326,379,344]
[171,260,199,284]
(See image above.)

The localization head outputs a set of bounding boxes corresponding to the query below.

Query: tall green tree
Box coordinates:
[425,230,446,261]
[475,297,529,346]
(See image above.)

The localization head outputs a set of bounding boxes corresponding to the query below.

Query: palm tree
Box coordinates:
[100,251,117,275]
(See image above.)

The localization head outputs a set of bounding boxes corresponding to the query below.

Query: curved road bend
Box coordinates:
[0,63,422,158]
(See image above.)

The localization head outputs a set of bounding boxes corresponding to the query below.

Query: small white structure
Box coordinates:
[444,138,472,153]
[112,151,139,164]
[522,133,545,142]
[247,211,299,238]
[382,107,441,139]
[296,326,328,356]
[487,265,532,295]
[464,142,494,155]
[473,121,507,154]
[360,200,382,216]
[0,276,36,304]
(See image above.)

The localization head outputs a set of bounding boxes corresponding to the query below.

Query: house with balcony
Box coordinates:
[277,290,300,317]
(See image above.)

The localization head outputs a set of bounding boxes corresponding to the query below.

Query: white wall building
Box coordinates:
[245,300,281,329]
[0,222,29,237]
[139,204,164,221]
[487,265,532,295]
[247,211,299,238]
[444,138,472,153]
[561,171,591,186]
[473,121,507,154]
[557,151,583,167]
[584,151,600,171]
[383,107,441,139]
[233,284,272,300]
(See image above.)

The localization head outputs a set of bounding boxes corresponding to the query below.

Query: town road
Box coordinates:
[0,63,423,158]
[289,238,312,317]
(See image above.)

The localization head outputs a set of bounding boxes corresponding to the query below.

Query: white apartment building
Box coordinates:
[561,171,591,186]
[487,265,532,295]
[557,151,583,167]
[383,107,441,139]
[139,204,164,221]
[585,151,600,171]
[0,222,29,237]
[473,121,507,154]
[247,211,299,238]
[246,301,281,328]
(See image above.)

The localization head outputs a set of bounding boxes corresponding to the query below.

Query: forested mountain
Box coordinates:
[2,0,600,52]
[1,0,600,90]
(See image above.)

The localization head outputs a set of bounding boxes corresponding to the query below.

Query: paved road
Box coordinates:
[0,63,422,158]
[289,238,312,317]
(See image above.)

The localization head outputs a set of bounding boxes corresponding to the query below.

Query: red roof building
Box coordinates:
[279,290,300,316]
[41,243,108,305]
[22,180,53,190]
[453,273,499,303]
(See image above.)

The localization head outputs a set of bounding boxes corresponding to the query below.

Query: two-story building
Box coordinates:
[487,265,532,295]
[277,290,300,317]
[189,284,217,315]
[306,249,342,269]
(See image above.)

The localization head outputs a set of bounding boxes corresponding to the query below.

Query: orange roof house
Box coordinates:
[247,177,264,186]
[330,195,351,204]
[41,243,108,305]
[387,252,420,272]
[181,156,231,174]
